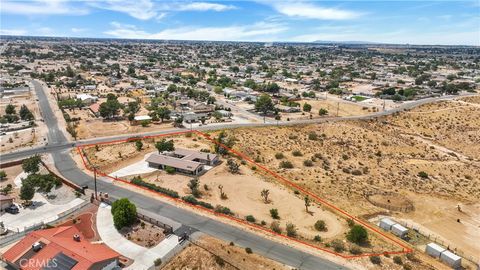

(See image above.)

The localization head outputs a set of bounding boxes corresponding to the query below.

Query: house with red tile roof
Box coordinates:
[2,225,119,270]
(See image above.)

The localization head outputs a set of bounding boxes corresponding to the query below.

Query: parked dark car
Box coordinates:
[5,204,19,214]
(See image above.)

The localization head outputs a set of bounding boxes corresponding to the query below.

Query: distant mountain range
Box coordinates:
[312,40,381,45]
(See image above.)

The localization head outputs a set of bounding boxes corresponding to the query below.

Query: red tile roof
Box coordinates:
[2,225,119,270]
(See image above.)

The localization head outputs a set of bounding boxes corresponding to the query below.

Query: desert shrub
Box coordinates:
[417,171,429,178]
[270,208,280,219]
[406,252,417,262]
[245,247,253,254]
[349,246,362,255]
[370,256,381,265]
[347,225,368,244]
[288,135,298,140]
[292,150,303,156]
[342,154,349,160]
[346,218,355,227]
[165,166,175,174]
[279,161,293,169]
[286,223,297,237]
[154,258,162,266]
[214,256,225,266]
[313,235,322,242]
[215,205,233,215]
[393,256,403,265]
[182,195,214,209]
[330,240,345,252]
[270,221,282,234]
[403,264,412,270]
[308,132,318,140]
[314,220,327,231]
[131,178,179,198]
[303,160,313,167]
[245,215,256,222]
[351,169,362,175]
[275,153,284,159]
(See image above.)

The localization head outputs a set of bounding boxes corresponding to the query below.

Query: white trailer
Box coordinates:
[379,218,396,231]
[391,223,409,238]
[426,243,446,258]
[440,250,462,269]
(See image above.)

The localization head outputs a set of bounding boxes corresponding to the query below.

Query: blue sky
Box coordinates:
[1,0,479,45]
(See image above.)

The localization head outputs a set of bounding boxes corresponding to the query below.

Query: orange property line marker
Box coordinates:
[76,129,413,259]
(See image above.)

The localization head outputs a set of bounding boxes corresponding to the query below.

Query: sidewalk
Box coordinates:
[96,203,181,270]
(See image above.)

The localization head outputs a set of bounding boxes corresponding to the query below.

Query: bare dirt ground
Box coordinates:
[224,97,480,266]
[0,88,48,153]
[80,132,401,256]
[162,235,290,270]
[119,219,165,248]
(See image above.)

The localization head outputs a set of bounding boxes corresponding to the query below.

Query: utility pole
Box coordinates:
[93,166,98,200]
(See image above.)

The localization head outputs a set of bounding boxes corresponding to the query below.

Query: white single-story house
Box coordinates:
[146,148,219,175]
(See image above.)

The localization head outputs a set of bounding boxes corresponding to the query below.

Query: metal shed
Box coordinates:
[379,218,396,231]
[426,243,446,258]
[440,250,462,269]
[391,223,409,238]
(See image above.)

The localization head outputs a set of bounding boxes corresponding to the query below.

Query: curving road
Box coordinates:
[1,80,475,269]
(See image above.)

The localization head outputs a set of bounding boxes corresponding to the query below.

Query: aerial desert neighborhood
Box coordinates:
[0,1,479,270]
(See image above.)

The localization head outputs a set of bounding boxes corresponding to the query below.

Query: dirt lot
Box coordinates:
[81,132,402,255]
[222,97,480,265]
[0,89,48,153]
[163,235,290,270]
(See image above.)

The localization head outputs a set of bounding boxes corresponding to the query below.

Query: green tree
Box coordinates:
[5,104,16,115]
[156,107,171,122]
[303,103,312,112]
[347,225,368,244]
[314,220,327,231]
[22,155,41,174]
[0,170,6,181]
[155,139,174,153]
[319,108,328,116]
[99,96,123,119]
[135,140,143,151]
[255,94,274,122]
[20,182,35,202]
[19,105,34,121]
[111,198,137,230]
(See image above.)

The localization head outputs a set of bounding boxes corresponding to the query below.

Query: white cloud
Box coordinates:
[88,0,158,20]
[0,29,27,36]
[104,21,288,41]
[0,0,89,15]
[177,2,236,12]
[267,1,362,20]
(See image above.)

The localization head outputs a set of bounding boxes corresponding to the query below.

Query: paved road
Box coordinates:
[22,80,349,270]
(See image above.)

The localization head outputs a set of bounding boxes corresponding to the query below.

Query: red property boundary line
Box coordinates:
[76,129,413,259]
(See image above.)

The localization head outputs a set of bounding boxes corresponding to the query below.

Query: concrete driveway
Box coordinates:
[96,203,181,270]
[1,193,84,232]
